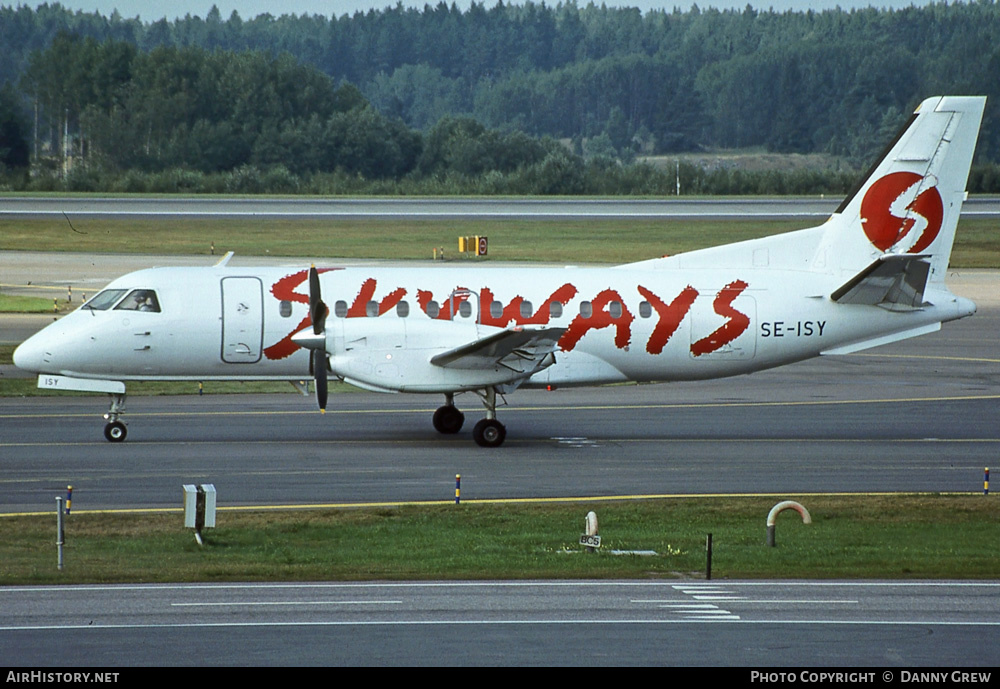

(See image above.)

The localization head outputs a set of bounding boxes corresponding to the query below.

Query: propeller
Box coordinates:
[309,265,329,412]
[293,265,330,413]
[312,349,328,413]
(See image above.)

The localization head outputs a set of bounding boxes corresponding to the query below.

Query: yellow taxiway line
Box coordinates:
[0,490,982,518]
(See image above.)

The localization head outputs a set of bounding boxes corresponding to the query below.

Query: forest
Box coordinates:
[1,1,999,194]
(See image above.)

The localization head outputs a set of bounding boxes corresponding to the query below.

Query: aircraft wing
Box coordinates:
[430,326,566,374]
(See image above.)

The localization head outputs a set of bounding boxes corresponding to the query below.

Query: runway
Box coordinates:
[3,195,1000,219]
[0,196,848,219]
[2,581,999,666]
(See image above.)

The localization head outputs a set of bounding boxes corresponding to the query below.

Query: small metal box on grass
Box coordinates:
[183,484,216,545]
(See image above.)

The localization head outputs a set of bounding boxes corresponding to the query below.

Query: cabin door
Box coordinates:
[221,277,264,363]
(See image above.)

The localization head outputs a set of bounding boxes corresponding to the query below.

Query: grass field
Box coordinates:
[2,215,998,267]
[1,494,996,585]
[0,293,59,313]
[0,215,799,263]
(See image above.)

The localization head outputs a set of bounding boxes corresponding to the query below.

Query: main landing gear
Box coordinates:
[103,392,127,442]
[472,387,506,448]
[433,389,507,448]
[432,393,465,434]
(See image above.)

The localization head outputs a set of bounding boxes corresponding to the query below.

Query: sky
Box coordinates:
[39,0,939,22]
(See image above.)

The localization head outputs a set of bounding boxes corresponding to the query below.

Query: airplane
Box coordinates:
[13,95,986,447]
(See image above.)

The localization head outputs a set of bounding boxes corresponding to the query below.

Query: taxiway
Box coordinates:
[2,295,998,513]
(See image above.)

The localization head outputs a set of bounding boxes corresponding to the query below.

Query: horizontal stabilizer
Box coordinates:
[430,326,565,374]
[821,323,941,356]
[830,254,931,309]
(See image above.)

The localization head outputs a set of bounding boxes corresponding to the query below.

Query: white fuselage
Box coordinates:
[13,262,975,393]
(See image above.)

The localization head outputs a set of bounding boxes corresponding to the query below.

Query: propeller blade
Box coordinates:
[313,349,328,413]
[309,265,327,335]
[309,264,321,304]
[305,265,329,413]
[312,299,327,336]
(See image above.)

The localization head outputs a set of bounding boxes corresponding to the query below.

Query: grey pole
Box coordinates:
[56,497,64,571]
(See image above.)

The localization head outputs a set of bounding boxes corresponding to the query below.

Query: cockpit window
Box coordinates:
[83,289,127,311]
[115,289,161,313]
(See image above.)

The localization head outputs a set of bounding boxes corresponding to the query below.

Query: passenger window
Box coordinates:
[458,301,472,318]
[115,289,160,313]
[334,300,348,318]
[609,301,622,319]
[639,301,652,318]
[580,301,592,319]
[427,300,440,318]
[520,301,533,319]
[366,300,379,317]
[397,301,409,317]
[490,301,503,319]
[279,300,292,317]
[549,301,563,319]
[83,289,127,311]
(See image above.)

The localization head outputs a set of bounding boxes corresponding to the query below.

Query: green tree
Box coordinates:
[0,82,29,170]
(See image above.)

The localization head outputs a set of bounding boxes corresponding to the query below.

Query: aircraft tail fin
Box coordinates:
[812,96,985,284]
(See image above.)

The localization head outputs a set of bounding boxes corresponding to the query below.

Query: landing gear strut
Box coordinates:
[472,387,506,448]
[103,392,127,442]
[433,393,465,434]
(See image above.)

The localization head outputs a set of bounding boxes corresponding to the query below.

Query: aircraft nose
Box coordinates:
[13,335,50,373]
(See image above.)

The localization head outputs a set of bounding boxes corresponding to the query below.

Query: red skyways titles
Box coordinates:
[262,273,752,360]
[638,284,698,354]
[690,280,750,357]
[263,267,339,360]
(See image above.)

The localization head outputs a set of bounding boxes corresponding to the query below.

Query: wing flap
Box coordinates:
[430,327,566,373]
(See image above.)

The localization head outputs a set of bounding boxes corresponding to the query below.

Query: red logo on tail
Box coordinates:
[860,172,943,254]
